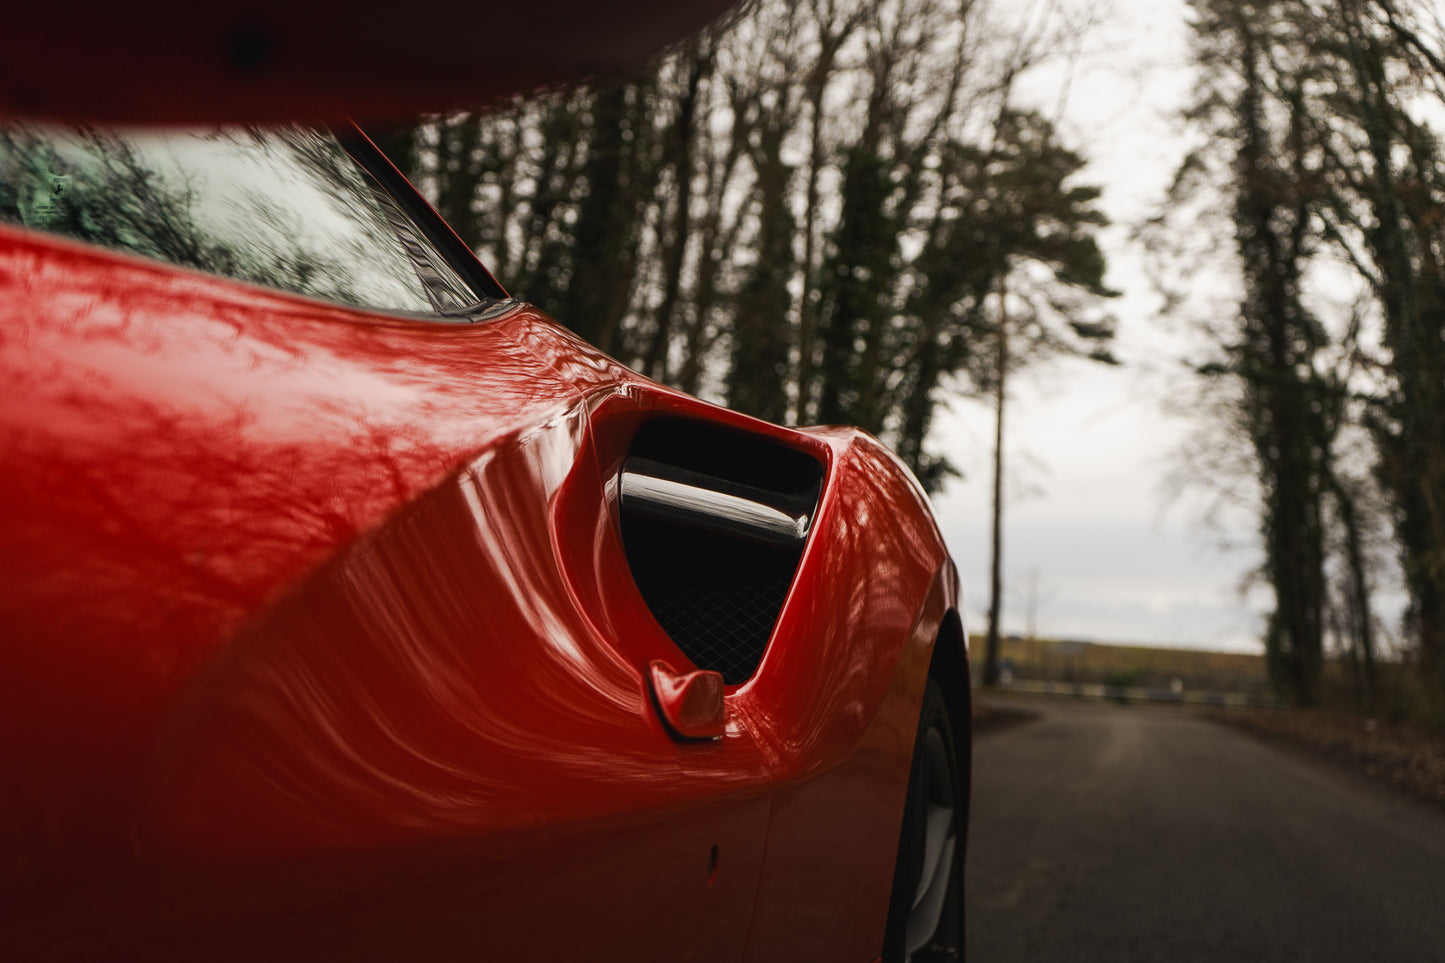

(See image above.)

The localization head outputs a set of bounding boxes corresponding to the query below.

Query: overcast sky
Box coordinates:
[929,0,1275,652]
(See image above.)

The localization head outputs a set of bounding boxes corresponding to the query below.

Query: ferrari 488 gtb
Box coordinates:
[0,87,969,963]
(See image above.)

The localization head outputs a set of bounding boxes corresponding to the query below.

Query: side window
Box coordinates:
[358,166,480,312]
[0,123,486,316]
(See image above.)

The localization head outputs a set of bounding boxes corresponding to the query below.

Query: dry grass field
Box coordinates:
[984,635,1271,696]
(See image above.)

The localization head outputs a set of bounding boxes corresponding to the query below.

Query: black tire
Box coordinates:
[882,678,964,962]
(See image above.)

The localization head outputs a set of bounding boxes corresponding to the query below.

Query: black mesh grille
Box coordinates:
[618,419,823,686]
[624,518,798,683]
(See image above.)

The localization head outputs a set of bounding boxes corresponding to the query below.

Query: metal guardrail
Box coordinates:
[987,678,1282,709]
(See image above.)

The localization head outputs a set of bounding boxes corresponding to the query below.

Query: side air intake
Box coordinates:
[618,419,824,685]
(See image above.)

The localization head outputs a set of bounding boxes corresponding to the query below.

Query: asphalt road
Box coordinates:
[964,697,1445,962]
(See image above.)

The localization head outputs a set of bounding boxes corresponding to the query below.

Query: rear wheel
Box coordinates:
[883,678,963,962]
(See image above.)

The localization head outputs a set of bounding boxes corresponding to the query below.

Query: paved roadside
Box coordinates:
[965,697,1445,961]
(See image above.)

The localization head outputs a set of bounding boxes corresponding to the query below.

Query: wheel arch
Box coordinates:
[928,607,971,827]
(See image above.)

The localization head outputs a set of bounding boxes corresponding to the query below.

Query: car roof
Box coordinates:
[0,0,739,124]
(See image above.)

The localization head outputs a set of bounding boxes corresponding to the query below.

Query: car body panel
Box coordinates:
[0,223,962,959]
[0,2,742,125]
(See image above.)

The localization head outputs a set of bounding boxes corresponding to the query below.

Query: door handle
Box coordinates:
[647,660,726,740]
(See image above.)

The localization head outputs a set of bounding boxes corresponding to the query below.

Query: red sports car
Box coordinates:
[0,15,969,962]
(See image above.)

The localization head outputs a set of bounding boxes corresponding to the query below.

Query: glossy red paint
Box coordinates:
[0,222,963,958]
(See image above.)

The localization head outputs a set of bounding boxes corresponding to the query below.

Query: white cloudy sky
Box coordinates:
[929,0,1275,652]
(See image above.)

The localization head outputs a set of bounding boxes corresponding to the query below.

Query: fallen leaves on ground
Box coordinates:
[1211,708,1445,810]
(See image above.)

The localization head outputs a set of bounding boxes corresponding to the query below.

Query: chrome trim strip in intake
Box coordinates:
[620,465,811,547]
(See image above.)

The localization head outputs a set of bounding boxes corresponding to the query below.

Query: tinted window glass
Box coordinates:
[0,123,478,314]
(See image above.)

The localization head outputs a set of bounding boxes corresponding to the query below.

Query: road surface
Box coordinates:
[965,697,1445,961]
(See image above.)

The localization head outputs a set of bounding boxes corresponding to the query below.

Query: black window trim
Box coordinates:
[335,124,510,306]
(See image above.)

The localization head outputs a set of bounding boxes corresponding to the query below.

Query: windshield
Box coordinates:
[0,123,480,315]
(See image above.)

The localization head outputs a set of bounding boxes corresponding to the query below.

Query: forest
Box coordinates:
[375,0,1445,723]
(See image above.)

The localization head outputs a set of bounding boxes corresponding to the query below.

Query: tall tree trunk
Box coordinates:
[642,44,709,380]
[1341,3,1445,701]
[560,84,632,351]
[983,279,1008,687]
[1331,473,1378,708]
[794,1,859,423]
[1227,9,1329,705]
[726,129,794,423]
[514,95,585,303]
[435,113,484,250]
